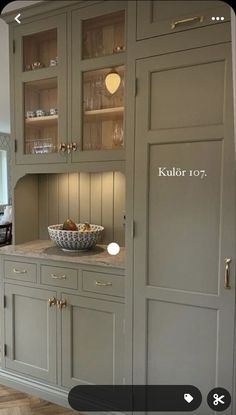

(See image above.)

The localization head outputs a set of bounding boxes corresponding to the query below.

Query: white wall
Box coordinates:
[0,1,43,133]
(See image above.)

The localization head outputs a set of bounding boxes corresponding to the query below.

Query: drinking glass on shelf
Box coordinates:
[112,123,124,148]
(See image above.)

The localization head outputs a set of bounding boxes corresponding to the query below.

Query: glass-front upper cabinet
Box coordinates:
[71,2,126,162]
[82,11,125,59]
[14,15,67,164]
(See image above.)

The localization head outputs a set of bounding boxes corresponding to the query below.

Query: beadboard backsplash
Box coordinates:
[38,172,125,246]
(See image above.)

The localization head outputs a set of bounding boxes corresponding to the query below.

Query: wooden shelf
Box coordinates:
[25,115,58,127]
[84,107,124,120]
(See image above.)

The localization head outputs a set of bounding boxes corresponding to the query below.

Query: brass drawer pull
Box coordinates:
[48,297,57,307]
[95,280,112,287]
[13,268,27,274]
[57,299,67,309]
[50,273,67,280]
[224,258,231,289]
[171,16,204,29]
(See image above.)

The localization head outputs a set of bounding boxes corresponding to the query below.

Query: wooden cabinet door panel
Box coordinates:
[62,294,124,387]
[4,284,57,383]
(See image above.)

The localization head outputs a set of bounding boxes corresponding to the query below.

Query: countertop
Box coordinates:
[0,240,125,269]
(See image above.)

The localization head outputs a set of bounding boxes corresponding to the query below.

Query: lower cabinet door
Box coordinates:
[4,284,57,383]
[61,294,124,387]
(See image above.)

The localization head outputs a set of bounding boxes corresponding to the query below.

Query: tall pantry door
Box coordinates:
[133,43,235,414]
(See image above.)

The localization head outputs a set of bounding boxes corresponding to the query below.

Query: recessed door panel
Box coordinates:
[4,284,57,383]
[14,295,48,368]
[147,300,217,415]
[72,306,114,384]
[147,300,217,385]
[150,61,225,130]
[62,295,124,387]
[148,140,222,294]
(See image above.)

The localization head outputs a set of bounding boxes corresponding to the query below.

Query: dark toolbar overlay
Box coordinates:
[68,385,202,412]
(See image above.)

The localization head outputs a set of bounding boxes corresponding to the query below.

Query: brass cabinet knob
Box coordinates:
[48,297,57,307]
[71,142,78,152]
[59,143,67,152]
[67,143,72,154]
[57,299,67,309]
[67,142,78,153]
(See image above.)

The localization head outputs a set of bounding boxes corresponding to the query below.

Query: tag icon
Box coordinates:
[184,393,194,403]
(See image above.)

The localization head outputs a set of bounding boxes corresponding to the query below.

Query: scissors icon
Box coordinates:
[213,394,225,406]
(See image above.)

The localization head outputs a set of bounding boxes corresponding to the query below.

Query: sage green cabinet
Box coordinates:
[133,43,235,414]
[13,14,68,165]
[62,294,124,387]
[4,284,57,383]
[136,0,231,40]
[12,2,127,167]
[1,256,125,396]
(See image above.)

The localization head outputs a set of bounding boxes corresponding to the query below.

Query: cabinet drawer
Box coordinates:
[82,270,124,297]
[4,260,37,282]
[137,0,230,40]
[41,265,78,289]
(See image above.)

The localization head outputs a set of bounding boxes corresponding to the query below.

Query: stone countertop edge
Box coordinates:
[0,240,125,269]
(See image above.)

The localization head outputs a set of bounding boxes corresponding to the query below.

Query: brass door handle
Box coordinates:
[95,281,112,287]
[13,268,27,274]
[224,258,231,289]
[57,299,67,309]
[50,273,67,280]
[48,297,57,307]
[171,15,204,29]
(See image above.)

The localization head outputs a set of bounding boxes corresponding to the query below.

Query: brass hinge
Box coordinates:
[4,344,7,356]
[3,295,6,308]
[14,139,17,152]
[13,40,15,54]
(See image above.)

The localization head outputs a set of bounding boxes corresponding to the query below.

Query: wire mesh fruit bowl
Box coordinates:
[48,223,104,251]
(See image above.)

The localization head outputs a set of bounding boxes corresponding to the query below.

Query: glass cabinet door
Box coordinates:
[14,15,67,164]
[82,10,125,59]
[24,78,58,155]
[71,3,126,162]
[83,66,124,150]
